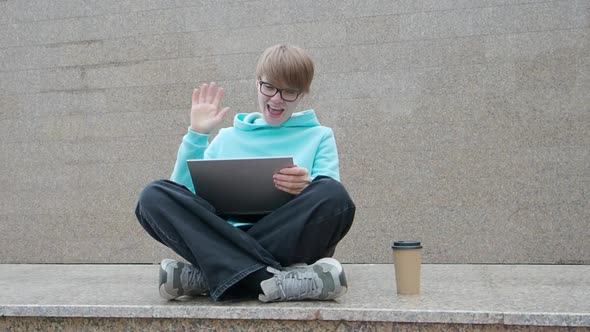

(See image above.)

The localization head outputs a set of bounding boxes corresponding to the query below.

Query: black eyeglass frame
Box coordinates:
[258,81,302,102]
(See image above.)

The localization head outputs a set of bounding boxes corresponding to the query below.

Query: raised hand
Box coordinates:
[273,165,312,195]
[190,82,231,134]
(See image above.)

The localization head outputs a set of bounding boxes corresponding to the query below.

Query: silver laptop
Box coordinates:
[187,157,295,216]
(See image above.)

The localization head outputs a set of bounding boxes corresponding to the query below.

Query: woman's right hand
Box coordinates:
[190,82,231,134]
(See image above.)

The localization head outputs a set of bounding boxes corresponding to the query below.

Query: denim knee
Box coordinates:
[137,179,170,210]
[310,176,356,210]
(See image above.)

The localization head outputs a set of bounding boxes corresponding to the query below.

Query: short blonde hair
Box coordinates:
[255,44,314,92]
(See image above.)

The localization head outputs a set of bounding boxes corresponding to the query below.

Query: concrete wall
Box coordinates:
[0,0,588,264]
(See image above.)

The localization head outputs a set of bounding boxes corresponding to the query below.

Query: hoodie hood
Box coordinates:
[234,109,320,131]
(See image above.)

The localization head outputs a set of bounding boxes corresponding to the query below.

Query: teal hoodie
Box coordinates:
[171,109,340,214]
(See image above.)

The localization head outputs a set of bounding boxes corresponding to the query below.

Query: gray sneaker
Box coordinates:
[258,257,348,302]
[284,263,308,271]
[159,259,208,300]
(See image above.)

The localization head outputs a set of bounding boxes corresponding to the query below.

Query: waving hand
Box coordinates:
[190,82,231,134]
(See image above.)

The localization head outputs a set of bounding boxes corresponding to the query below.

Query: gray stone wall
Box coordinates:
[0,0,588,264]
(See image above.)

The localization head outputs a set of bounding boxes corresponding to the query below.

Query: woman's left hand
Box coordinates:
[273,165,311,195]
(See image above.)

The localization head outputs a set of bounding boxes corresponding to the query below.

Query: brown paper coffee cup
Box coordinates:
[392,241,423,295]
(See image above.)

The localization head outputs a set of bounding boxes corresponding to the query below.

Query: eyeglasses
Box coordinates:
[258,81,302,102]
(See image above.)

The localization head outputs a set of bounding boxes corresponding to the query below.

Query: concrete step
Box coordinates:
[0,264,588,331]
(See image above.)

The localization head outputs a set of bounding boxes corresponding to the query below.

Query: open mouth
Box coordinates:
[267,105,284,118]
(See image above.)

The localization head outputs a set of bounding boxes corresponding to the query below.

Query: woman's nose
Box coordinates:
[270,92,284,103]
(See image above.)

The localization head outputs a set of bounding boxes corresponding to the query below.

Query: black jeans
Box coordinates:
[135,176,355,301]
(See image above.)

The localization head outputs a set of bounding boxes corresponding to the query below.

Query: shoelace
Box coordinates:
[181,265,205,291]
[275,270,320,300]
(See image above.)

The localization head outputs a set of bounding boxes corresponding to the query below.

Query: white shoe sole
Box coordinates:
[159,259,179,300]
